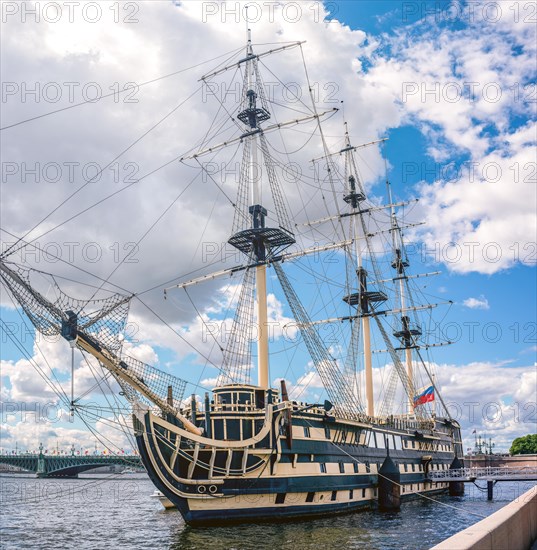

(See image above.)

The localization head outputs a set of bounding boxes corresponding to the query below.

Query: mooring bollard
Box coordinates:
[487,480,494,500]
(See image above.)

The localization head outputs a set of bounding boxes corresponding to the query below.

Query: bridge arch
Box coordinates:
[0,448,142,478]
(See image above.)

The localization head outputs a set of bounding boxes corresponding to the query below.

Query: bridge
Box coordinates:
[0,444,143,478]
[429,466,537,500]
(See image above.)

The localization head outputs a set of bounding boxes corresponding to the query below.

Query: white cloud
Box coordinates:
[431,360,536,451]
[1,336,71,406]
[0,413,136,455]
[0,0,382,319]
[200,377,219,389]
[462,295,490,310]
[0,329,159,452]
[0,0,533,301]
[414,124,537,273]
[361,14,536,274]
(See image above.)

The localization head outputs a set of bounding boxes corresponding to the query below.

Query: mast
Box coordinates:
[226,29,295,390]
[387,180,420,416]
[306,129,437,420]
[177,34,341,393]
[346,127,373,416]
[358,237,374,417]
[340,124,386,417]
[432,373,437,417]
[246,29,269,389]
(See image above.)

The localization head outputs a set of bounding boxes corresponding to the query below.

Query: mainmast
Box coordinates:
[341,125,387,417]
[387,181,421,416]
[307,130,440,420]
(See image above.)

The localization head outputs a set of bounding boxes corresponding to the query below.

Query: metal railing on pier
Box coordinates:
[429,466,537,481]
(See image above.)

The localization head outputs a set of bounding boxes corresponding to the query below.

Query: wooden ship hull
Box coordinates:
[134,385,462,525]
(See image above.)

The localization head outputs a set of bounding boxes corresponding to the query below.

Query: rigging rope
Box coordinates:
[1,85,202,261]
[0,46,245,131]
[273,262,363,418]
[218,267,256,386]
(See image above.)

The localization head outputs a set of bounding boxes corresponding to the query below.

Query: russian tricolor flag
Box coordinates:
[413,385,435,407]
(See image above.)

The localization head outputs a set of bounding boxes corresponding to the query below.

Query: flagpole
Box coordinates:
[432,373,436,416]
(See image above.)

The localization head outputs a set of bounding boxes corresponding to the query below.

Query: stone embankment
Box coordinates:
[431,484,537,550]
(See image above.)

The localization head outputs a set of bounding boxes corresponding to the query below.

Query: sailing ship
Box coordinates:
[0,31,463,525]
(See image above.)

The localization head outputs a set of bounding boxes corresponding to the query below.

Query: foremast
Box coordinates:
[166,36,444,424]
[238,30,269,388]
[168,35,367,418]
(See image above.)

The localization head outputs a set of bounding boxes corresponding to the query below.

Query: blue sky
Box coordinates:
[1,1,535,453]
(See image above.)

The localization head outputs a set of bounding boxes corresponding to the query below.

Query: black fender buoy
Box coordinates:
[448,455,465,496]
[378,443,401,511]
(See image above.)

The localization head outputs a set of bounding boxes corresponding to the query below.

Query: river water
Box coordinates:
[1,474,535,549]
